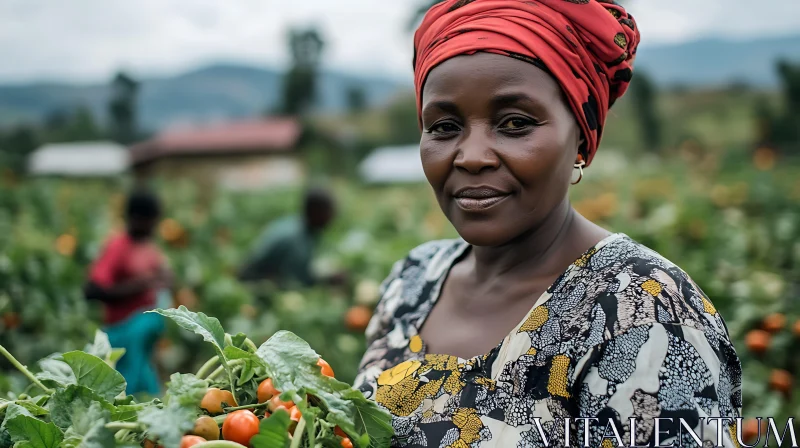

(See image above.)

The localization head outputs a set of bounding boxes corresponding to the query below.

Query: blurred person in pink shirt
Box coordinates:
[84,188,173,396]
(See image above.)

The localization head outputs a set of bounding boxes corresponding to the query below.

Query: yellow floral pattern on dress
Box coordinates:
[409,334,424,353]
[451,408,484,444]
[573,247,598,267]
[526,347,537,356]
[474,376,496,391]
[703,297,717,314]
[547,354,572,398]
[519,306,549,332]
[376,370,445,417]
[377,360,421,386]
[641,279,662,296]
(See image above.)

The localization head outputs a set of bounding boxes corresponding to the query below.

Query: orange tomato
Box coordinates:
[769,369,793,394]
[268,395,295,412]
[794,320,800,337]
[745,329,770,354]
[341,437,354,448]
[317,358,335,378]
[221,410,260,446]
[257,378,280,403]
[290,407,302,422]
[741,419,765,444]
[344,306,372,332]
[200,388,237,415]
[180,435,206,448]
[143,439,162,448]
[763,313,786,333]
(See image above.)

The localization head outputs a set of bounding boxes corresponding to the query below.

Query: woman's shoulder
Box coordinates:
[384,238,467,282]
[579,234,731,343]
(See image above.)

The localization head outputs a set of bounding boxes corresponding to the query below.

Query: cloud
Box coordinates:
[0,0,797,83]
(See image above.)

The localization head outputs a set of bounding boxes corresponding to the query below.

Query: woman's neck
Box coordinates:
[467,199,597,283]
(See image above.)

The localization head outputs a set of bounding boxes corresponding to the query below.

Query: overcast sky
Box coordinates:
[0,0,798,84]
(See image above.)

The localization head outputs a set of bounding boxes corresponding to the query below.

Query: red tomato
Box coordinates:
[257,378,280,403]
[221,410,260,446]
[180,435,206,448]
[317,358,335,378]
[290,407,302,422]
[334,426,347,438]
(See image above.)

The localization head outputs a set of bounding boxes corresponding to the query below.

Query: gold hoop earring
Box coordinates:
[571,160,585,185]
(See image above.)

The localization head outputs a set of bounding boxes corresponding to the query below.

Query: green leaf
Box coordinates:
[238,363,255,385]
[138,402,195,448]
[150,307,226,354]
[4,415,63,448]
[13,401,48,417]
[250,409,291,448]
[256,331,393,447]
[341,389,393,448]
[108,348,126,366]
[59,402,114,448]
[111,402,154,423]
[165,373,208,408]
[35,357,75,387]
[47,386,114,430]
[82,331,112,361]
[1,404,33,430]
[231,333,247,349]
[61,351,127,401]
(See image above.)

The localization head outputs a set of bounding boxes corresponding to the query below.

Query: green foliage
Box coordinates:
[0,308,393,447]
[0,126,38,172]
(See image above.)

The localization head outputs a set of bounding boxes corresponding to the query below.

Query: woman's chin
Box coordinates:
[453,222,516,247]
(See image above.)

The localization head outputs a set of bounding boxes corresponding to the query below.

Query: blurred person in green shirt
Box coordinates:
[237,188,344,287]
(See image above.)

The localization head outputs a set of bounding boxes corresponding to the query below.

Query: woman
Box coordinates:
[354,1,742,447]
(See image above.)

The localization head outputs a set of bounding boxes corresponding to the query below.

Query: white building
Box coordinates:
[359,144,427,184]
[28,141,130,177]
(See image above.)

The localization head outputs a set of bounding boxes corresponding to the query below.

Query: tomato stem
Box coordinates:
[196,356,220,379]
[305,413,316,448]
[0,344,54,394]
[213,414,227,426]
[222,402,269,412]
[191,442,248,448]
[244,338,258,353]
[289,416,306,448]
[105,422,144,431]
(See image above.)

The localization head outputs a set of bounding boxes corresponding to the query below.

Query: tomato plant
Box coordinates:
[0,307,393,447]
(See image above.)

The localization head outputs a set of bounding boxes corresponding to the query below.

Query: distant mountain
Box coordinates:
[0,64,410,131]
[635,34,800,87]
[0,34,798,132]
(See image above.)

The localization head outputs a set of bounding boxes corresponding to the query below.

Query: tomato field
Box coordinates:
[1,146,800,446]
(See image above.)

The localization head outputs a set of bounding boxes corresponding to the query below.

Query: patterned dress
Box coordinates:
[354,234,742,447]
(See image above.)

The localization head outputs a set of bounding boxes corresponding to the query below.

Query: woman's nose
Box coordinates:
[453,132,500,174]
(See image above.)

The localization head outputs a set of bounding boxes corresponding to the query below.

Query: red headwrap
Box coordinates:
[414,0,640,166]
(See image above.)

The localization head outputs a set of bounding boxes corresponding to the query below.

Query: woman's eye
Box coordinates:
[429,122,460,134]
[500,118,531,130]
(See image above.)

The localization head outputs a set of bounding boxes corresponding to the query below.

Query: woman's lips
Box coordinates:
[453,187,511,211]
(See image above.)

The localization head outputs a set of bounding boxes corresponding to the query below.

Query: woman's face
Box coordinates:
[420,52,583,247]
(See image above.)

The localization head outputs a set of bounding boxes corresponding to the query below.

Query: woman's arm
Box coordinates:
[573,322,742,447]
[84,275,158,303]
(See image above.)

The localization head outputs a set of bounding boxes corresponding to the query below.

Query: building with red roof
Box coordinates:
[130,118,305,190]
